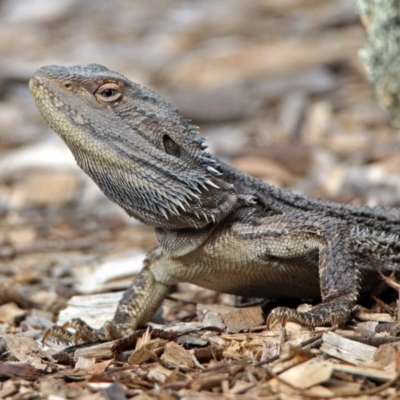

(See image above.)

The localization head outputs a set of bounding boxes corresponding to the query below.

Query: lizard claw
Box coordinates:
[267,301,353,329]
[42,325,76,345]
[42,318,107,345]
[266,308,289,329]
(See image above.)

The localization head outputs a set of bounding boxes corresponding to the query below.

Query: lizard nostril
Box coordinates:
[63,81,73,90]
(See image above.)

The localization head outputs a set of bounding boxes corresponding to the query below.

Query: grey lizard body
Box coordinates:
[29,64,400,342]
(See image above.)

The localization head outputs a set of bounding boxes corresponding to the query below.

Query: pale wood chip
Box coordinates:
[146,365,172,384]
[222,307,264,333]
[229,379,256,394]
[354,309,394,323]
[75,356,96,370]
[260,339,280,361]
[131,393,156,400]
[148,321,202,335]
[75,251,145,294]
[271,346,313,375]
[191,373,229,391]
[333,363,396,381]
[321,331,378,366]
[0,302,26,324]
[73,341,114,362]
[128,338,167,365]
[269,377,335,397]
[177,334,208,347]
[354,321,380,334]
[8,227,36,247]
[0,363,38,382]
[87,359,113,375]
[4,334,53,371]
[0,380,18,398]
[160,341,195,369]
[58,292,123,328]
[277,358,334,389]
[197,304,263,333]
[20,171,81,207]
[375,341,400,373]
[301,101,332,145]
[86,382,114,391]
[135,327,152,349]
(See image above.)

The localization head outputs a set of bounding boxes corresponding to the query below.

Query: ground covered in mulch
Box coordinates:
[1,0,400,398]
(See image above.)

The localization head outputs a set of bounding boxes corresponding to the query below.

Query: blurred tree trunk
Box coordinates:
[358,0,400,129]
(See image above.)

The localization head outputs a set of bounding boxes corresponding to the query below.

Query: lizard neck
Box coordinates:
[70,140,240,230]
[155,224,217,258]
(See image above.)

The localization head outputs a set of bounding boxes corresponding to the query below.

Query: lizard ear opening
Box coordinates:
[163,135,181,158]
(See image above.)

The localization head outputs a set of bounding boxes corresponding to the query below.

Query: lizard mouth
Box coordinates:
[28,77,35,90]
[29,74,46,94]
[29,76,41,97]
[29,75,53,108]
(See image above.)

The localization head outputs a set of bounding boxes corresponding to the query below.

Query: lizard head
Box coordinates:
[30,64,238,229]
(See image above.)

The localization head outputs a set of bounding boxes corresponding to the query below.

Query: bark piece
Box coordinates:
[4,334,53,371]
[333,363,396,381]
[75,356,96,370]
[197,304,263,333]
[128,338,166,365]
[375,341,400,373]
[275,358,333,390]
[358,0,400,128]
[75,251,145,294]
[160,341,195,369]
[321,331,377,366]
[0,363,38,381]
[58,292,123,329]
[73,341,115,362]
[191,373,229,392]
[0,302,26,324]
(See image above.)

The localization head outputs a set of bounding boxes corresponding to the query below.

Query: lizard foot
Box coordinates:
[267,300,354,329]
[42,318,107,345]
[42,318,138,344]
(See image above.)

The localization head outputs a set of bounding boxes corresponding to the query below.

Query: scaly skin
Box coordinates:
[30,64,400,343]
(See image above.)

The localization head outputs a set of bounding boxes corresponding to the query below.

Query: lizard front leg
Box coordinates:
[105,248,171,339]
[44,248,172,343]
[236,214,360,327]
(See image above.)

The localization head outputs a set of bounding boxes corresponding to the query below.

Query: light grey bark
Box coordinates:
[357,0,400,129]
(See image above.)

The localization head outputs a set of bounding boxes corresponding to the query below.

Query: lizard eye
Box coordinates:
[95,83,122,103]
[163,135,181,157]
